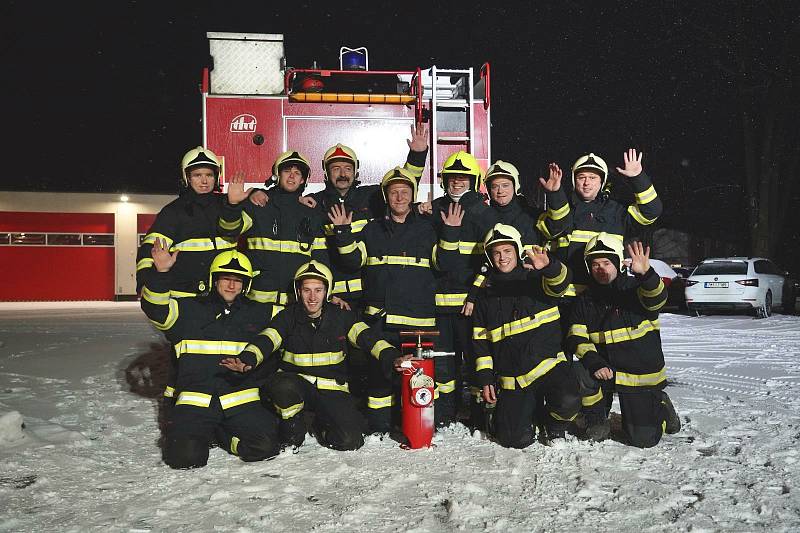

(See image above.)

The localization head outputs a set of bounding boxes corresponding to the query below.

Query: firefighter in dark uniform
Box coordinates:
[554,149,663,417]
[566,233,680,446]
[221,151,329,311]
[220,261,403,451]
[136,147,239,404]
[309,126,429,308]
[425,151,495,426]
[473,224,580,447]
[464,160,572,426]
[141,245,280,469]
[136,146,237,297]
[329,166,460,433]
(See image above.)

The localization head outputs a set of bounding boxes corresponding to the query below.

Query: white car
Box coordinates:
[684,257,788,317]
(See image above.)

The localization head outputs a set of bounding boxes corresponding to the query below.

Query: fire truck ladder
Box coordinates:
[429,66,475,199]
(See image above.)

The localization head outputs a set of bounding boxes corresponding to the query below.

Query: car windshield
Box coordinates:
[693,261,748,275]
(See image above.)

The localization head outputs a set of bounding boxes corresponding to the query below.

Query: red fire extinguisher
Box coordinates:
[400,358,435,448]
[398,331,454,449]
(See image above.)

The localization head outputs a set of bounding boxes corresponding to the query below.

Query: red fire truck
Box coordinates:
[201,32,491,199]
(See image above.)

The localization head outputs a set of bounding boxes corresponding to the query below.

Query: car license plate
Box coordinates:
[704,282,728,288]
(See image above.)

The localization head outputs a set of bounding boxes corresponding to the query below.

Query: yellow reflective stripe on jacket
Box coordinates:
[298,373,350,392]
[338,240,362,255]
[247,237,314,255]
[312,237,327,251]
[347,321,370,346]
[332,278,362,294]
[498,352,566,389]
[436,380,456,394]
[475,355,493,371]
[364,306,383,316]
[169,290,197,298]
[324,218,369,236]
[568,323,589,338]
[575,343,595,358]
[435,293,468,307]
[258,327,283,350]
[148,299,179,331]
[635,185,658,205]
[163,385,175,398]
[142,232,174,247]
[282,350,345,367]
[569,230,624,244]
[385,314,436,327]
[175,391,212,408]
[367,395,395,409]
[639,279,665,298]
[171,237,237,252]
[547,202,570,221]
[563,283,588,297]
[174,339,249,358]
[543,264,569,297]
[142,287,171,306]
[473,327,488,341]
[218,217,241,231]
[371,340,394,360]
[459,241,483,255]
[365,256,431,268]
[438,239,459,251]
[581,388,604,407]
[137,257,154,271]
[480,306,561,343]
[616,366,667,388]
[275,401,304,419]
[247,289,289,305]
[240,345,264,366]
[627,204,658,225]
[219,388,260,410]
[589,319,660,345]
[472,273,487,289]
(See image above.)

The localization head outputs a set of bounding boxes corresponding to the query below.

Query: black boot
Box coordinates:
[585,413,610,442]
[660,391,681,434]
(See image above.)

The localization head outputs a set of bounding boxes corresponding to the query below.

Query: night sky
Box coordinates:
[4,2,799,266]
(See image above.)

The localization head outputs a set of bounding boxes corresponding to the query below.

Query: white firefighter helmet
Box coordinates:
[483,223,525,264]
[584,232,624,273]
[571,153,609,190]
[180,146,221,189]
[271,150,311,188]
[484,160,521,194]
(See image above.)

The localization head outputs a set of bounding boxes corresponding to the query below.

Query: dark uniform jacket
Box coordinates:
[472,258,571,390]
[136,190,237,295]
[469,188,572,303]
[333,211,457,329]
[140,271,278,412]
[428,191,495,314]
[312,149,428,304]
[239,301,401,390]
[219,189,329,307]
[566,267,668,393]
[555,173,662,296]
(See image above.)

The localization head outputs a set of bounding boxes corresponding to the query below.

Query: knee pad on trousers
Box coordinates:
[627,425,663,448]
[321,427,365,451]
[279,416,306,448]
[237,436,280,462]
[163,437,209,469]
[549,390,582,422]
[497,426,536,449]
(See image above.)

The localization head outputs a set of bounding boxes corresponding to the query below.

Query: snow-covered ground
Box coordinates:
[1,303,798,532]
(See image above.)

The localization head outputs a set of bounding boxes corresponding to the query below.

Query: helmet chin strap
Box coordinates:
[448,190,467,202]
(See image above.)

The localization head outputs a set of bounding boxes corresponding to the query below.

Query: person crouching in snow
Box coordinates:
[221,260,402,451]
[141,244,281,469]
[472,224,581,447]
[566,234,680,447]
